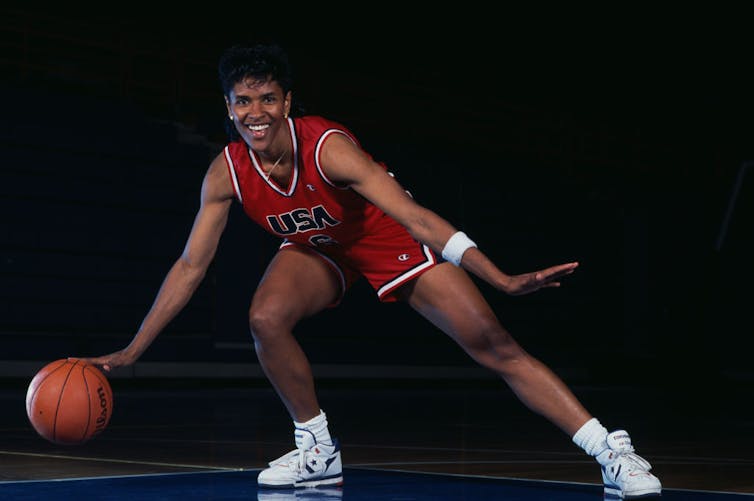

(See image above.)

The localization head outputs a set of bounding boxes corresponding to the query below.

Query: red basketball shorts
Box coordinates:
[280,218,438,303]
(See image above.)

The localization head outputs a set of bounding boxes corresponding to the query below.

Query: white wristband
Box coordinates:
[441,231,477,266]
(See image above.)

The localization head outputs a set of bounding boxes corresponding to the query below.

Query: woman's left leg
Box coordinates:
[396,262,662,497]
[396,261,592,436]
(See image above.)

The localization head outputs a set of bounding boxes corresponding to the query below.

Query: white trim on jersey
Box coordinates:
[314,129,356,189]
[248,117,300,197]
[223,146,243,203]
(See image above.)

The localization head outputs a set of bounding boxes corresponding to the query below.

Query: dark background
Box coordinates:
[1,8,752,390]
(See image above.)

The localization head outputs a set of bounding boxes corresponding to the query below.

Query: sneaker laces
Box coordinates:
[614,450,653,473]
[267,448,303,470]
[599,431,653,479]
[266,428,319,473]
[294,447,307,473]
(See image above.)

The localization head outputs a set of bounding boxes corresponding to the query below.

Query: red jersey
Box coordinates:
[223,115,437,301]
[224,116,387,247]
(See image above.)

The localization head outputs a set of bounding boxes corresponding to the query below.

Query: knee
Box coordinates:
[248,302,289,342]
[465,323,528,372]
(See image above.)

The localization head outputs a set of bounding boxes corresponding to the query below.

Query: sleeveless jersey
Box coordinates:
[223,116,387,248]
[223,115,437,301]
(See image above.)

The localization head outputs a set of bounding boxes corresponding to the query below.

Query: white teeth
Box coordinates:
[247,124,269,131]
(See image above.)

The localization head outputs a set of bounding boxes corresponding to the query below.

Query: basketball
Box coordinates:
[25,358,113,445]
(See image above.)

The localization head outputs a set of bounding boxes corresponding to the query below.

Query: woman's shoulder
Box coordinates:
[294,115,359,145]
[295,115,351,133]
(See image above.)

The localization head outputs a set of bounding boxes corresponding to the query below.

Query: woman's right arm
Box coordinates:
[82,154,235,372]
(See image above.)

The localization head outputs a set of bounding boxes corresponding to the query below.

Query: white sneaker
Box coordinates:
[258,431,343,489]
[598,430,662,499]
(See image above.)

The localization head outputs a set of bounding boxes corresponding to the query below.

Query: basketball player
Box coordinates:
[82,44,662,499]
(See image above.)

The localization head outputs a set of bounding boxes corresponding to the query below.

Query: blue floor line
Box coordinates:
[0,468,749,500]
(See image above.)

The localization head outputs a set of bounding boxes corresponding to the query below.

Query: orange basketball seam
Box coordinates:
[79,363,92,444]
[25,358,67,418]
[53,361,77,444]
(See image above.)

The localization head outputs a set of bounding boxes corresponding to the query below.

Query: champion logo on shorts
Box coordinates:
[306,184,317,191]
[398,253,410,261]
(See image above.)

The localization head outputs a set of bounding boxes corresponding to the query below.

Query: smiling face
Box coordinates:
[225,75,291,154]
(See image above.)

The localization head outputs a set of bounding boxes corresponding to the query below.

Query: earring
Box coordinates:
[284,113,288,119]
[228,115,234,121]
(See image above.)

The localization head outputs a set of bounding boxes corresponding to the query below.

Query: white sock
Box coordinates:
[572,417,608,457]
[294,409,332,446]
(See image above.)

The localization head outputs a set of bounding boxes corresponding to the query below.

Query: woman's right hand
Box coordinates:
[77,349,136,373]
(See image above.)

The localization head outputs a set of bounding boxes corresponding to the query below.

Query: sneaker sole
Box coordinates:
[258,473,344,489]
[604,484,662,499]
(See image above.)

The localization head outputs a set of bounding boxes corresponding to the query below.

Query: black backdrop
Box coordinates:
[1,8,752,388]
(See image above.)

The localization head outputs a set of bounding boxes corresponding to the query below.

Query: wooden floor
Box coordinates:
[2,377,753,496]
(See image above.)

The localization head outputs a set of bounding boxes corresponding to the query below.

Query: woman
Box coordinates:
[83,44,661,499]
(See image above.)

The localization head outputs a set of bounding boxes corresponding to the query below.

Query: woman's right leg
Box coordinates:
[253,246,345,489]
[249,246,342,423]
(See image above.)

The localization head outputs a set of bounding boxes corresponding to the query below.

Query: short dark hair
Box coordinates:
[218,44,293,98]
[218,43,303,141]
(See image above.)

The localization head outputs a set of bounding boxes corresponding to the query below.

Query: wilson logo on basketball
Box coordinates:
[95,386,109,434]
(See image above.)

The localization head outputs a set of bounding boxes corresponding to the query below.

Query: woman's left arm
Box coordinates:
[319,133,579,295]
[320,133,457,253]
